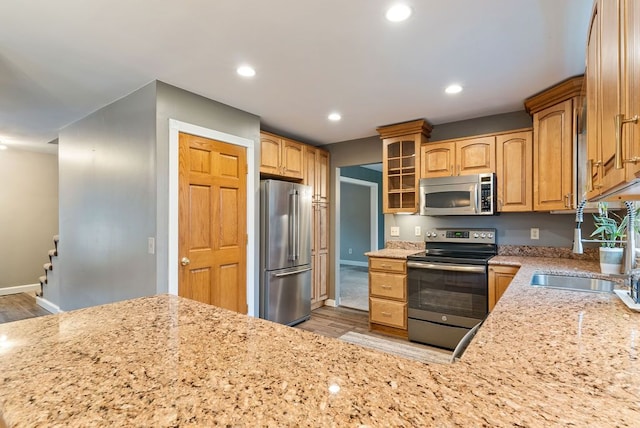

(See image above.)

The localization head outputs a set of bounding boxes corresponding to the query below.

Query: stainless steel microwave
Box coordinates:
[419,173,496,216]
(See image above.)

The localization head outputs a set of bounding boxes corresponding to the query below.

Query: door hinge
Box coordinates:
[245,164,249,175]
[246,234,249,245]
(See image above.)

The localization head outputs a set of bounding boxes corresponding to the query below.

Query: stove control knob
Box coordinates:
[425,232,431,238]
[481,233,486,238]
[488,233,494,238]
[473,233,479,238]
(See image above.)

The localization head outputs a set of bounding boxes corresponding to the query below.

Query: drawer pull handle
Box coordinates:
[380,264,391,268]
[381,312,392,317]
[381,285,392,289]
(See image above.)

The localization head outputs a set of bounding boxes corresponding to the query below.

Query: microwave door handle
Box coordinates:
[471,184,479,214]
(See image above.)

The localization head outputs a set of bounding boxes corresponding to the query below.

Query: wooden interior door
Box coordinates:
[178,132,247,313]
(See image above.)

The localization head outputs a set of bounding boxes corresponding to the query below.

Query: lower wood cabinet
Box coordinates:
[488,265,520,311]
[368,257,407,336]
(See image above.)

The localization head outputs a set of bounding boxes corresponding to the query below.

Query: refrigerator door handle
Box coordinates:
[293,191,300,261]
[273,267,312,277]
[288,192,295,261]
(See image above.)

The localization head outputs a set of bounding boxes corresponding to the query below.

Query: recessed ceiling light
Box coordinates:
[445,84,463,94]
[328,113,342,121]
[236,65,256,77]
[0,144,7,151]
[386,4,412,22]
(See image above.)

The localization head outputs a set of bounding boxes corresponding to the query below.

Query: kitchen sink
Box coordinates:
[529,273,616,293]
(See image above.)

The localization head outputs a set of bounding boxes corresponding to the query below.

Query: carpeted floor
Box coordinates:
[338,331,453,364]
[339,264,368,311]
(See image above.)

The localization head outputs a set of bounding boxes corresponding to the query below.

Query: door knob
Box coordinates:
[180,257,190,266]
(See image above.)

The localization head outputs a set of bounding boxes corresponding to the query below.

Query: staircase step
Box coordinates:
[53,235,59,251]
[39,275,47,285]
[43,262,52,271]
[48,249,57,260]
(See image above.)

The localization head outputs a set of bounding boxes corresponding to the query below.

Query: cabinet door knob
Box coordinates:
[180,257,191,266]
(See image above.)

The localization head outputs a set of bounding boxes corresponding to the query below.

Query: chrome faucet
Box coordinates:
[623,201,636,276]
[572,199,587,254]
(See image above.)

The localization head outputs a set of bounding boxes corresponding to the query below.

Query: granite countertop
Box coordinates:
[364,248,421,259]
[2,257,640,426]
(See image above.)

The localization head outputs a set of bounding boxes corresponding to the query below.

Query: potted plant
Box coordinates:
[591,202,639,274]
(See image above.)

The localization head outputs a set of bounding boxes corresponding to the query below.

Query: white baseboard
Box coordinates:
[339,260,368,267]
[35,296,62,314]
[0,283,40,296]
[324,299,338,307]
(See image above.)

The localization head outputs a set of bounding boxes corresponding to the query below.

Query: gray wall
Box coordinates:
[386,212,597,248]
[340,182,370,263]
[58,82,157,311]
[0,149,58,288]
[155,81,261,313]
[323,136,382,299]
[340,165,384,249]
[430,110,532,141]
[58,81,261,312]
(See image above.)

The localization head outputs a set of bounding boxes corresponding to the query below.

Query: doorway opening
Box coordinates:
[338,164,383,311]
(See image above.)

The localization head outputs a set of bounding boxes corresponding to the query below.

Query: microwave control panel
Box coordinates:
[479,175,493,214]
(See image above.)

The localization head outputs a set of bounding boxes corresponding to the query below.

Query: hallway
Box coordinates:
[339,264,368,311]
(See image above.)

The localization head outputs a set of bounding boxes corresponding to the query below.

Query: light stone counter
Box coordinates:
[1,256,640,426]
[364,248,421,259]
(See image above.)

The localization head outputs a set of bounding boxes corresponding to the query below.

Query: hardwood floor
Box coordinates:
[0,293,51,324]
[296,305,370,338]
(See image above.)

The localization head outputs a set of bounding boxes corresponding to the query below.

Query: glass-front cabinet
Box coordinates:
[377,119,432,214]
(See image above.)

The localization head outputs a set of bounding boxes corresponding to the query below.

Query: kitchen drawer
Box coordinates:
[370,272,406,300]
[369,257,406,273]
[369,297,407,329]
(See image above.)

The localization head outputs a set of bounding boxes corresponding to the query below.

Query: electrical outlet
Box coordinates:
[415,226,422,236]
[390,226,400,237]
[348,248,353,254]
[530,228,539,240]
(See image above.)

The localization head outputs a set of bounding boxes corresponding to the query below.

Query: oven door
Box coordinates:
[407,261,488,326]
[420,183,479,216]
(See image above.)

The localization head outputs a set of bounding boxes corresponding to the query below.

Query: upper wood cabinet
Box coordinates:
[421,136,495,178]
[584,0,640,200]
[525,76,583,211]
[377,119,432,214]
[259,132,304,180]
[304,145,330,203]
[496,130,533,212]
[532,100,575,211]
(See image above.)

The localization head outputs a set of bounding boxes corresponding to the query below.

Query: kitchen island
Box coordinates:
[1,256,640,426]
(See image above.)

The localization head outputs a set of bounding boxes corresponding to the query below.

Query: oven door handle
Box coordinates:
[407,261,486,273]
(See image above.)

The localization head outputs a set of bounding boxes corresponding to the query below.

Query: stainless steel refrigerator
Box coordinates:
[260,179,312,326]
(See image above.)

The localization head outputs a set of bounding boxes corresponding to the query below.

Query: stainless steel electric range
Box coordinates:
[406,228,497,350]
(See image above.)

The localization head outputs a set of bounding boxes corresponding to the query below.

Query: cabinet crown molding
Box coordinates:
[376,119,432,139]
[524,75,584,115]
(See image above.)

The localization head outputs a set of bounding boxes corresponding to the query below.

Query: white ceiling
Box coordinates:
[0,0,593,153]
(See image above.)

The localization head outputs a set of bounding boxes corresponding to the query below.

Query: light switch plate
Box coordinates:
[415,226,422,236]
[530,228,539,240]
[390,226,400,237]
[148,237,156,254]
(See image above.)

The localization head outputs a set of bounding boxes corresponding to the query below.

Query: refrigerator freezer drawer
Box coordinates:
[261,265,312,326]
